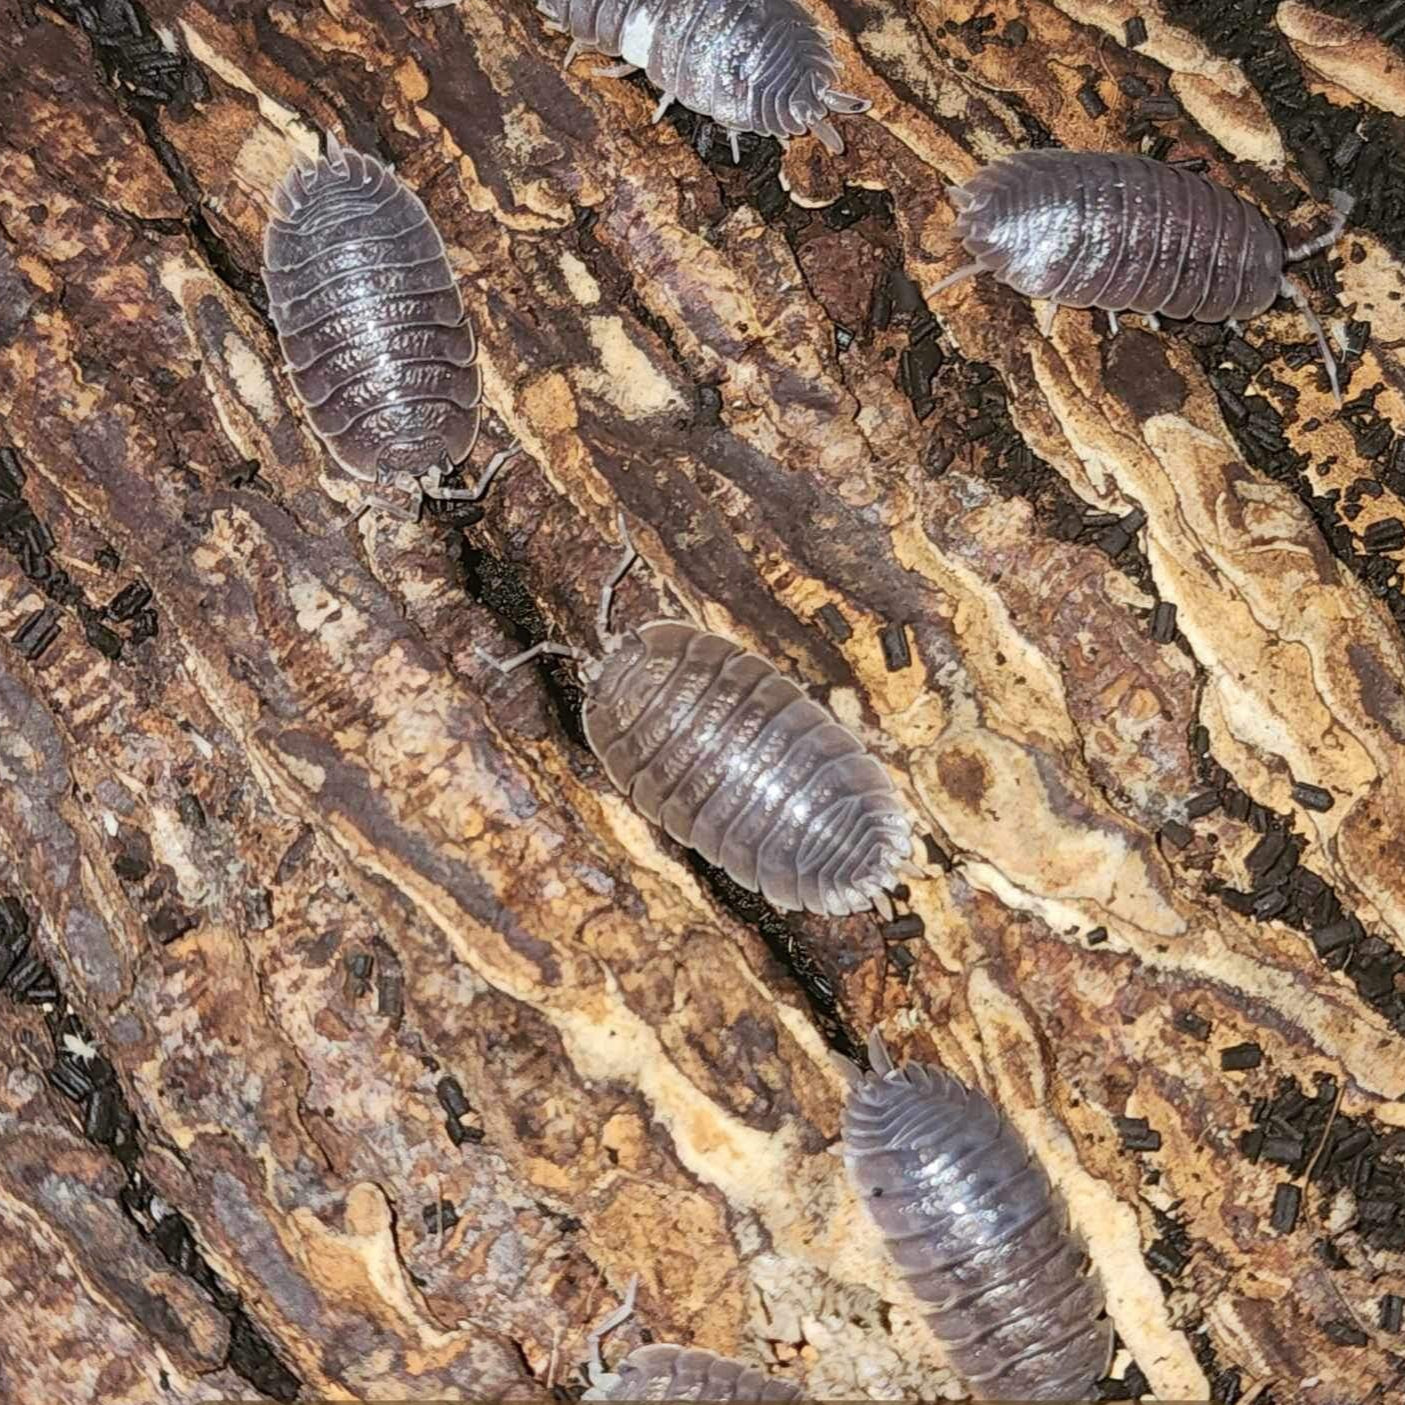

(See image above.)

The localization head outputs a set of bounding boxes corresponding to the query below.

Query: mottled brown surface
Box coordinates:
[1,0,1404,1401]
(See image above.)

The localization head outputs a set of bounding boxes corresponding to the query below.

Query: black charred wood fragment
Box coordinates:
[1291,781,1334,812]
[1311,915,1361,954]
[1124,15,1149,46]
[1322,1320,1367,1347]
[1262,1133,1305,1165]
[887,943,915,976]
[227,1309,301,1403]
[1252,889,1288,920]
[83,1086,119,1144]
[422,1199,460,1232]
[815,602,851,642]
[883,914,924,941]
[1135,96,1181,122]
[1363,517,1405,552]
[880,621,911,671]
[13,607,60,661]
[0,446,24,498]
[47,1061,95,1102]
[436,1076,472,1120]
[107,580,152,619]
[1245,831,1288,880]
[1150,600,1177,642]
[1146,1237,1186,1275]
[1118,75,1151,98]
[1381,1295,1404,1332]
[1086,927,1108,945]
[1160,819,1192,849]
[1221,1043,1263,1071]
[1076,81,1107,118]
[1115,1116,1161,1152]
[1174,1009,1211,1040]
[1270,1182,1300,1232]
[1185,790,1220,818]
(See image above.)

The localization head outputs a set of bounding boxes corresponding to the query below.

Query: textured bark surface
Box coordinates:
[2,0,1405,1401]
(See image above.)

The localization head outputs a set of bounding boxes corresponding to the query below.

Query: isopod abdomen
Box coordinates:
[263,136,513,514]
[583,1345,803,1401]
[534,0,870,159]
[841,1031,1113,1402]
[934,149,1353,401]
[480,521,917,918]
[581,1277,802,1401]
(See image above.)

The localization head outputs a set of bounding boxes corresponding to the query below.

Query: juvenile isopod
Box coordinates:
[479,517,920,918]
[841,1031,1113,1402]
[509,0,871,162]
[262,135,517,516]
[933,149,1355,403]
[581,1276,802,1401]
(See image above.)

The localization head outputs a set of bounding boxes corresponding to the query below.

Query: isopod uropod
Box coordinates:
[841,1031,1114,1402]
[933,149,1354,403]
[526,0,871,162]
[262,135,517,516]
[581,1276,803,1401]
[479,517,920,919]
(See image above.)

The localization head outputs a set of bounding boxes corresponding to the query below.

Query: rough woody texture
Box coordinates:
[2,0,1404,1401]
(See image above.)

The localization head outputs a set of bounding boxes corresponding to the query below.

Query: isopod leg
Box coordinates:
[1106,308,1121,336]
[596,512,639,645]
[728,129,743,164]
[872,889,895,922]
[1281,275,1343,406]
[584,1274,640,1385]
[928,261,985,297]
[595,61,639,78]
[808,119,844,155]
[1145,311,1161,331]
[476,640,589,674]
[1284,188,1355,263]
[865,1027,895,1077]
[650,92,676,125]
[1036,300,1057,338]
[420,442,522,503]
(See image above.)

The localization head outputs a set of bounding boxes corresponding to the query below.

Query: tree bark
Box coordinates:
[2,0,1405,1401]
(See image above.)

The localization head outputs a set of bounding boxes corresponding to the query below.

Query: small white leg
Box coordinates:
[1146,311,1161,331]
[1107,308,1121,336]
[585,1275,640,1386]
[416,0,460,8]
[420,442,521,502]
[595,512,638,645]
[872,890,895,923]
[651,92,675,124]
[477,640,587,675]
[1036,300,1057,338]
[561,40,583,70]
[1281,274,1343,406]
[595,61,639,78]
[729,129,742,163]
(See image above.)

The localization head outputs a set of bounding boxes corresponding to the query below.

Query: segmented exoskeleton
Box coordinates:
[262,135,516,516]
[529,0,870,161]
[581,1276,803,1401]
[478,517,919,919]
[934,149,1354,403]
[841,1031,1113,1402]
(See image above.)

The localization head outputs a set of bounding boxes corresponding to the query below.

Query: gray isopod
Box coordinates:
[841,1031,1113,1402]
[262,135,516,516]
[933,149,1354,403]
[581,1276,803,1401]
[527,0,870,161]
[479,517,919,918]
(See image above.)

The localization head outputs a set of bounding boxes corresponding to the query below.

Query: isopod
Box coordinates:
[581,1276,802,1401]
[526,0,871,161]
[841,1031,1113,1402]
[262,135,516,516]
[933,149,1355,403]
[479,517,919,918]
